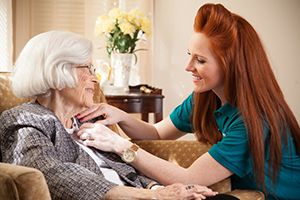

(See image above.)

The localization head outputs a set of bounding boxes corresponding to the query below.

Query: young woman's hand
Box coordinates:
[77,122,131,154]
[154,183,218,200]
[76,103,127,125]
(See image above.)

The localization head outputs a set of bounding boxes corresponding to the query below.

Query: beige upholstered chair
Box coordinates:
[0,72,32,113]
[134,140,264,200]
[0,72,264,200]
[0,163,51,200]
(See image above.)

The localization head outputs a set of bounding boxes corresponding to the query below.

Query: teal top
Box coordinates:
[170,93,300,200]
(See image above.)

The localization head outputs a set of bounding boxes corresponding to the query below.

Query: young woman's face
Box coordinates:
[185,32,224,97]
[60,63,97,109]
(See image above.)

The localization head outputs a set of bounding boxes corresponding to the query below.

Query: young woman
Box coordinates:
[77,3,300,200]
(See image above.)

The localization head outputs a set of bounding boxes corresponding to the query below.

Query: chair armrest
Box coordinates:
[0,163,51,200]
[135,140,211,168]
[227,189,265,200]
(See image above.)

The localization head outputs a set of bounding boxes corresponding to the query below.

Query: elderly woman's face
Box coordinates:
[60,62,97,108]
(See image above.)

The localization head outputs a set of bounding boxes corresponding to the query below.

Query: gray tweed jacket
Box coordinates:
[0,102,155,200]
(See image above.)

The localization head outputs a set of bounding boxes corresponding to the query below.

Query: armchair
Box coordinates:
[0,72,264,200]
[0,163,51,200]
[135,140,264,200]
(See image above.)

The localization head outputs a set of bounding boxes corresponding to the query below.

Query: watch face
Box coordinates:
[122,149,136,163]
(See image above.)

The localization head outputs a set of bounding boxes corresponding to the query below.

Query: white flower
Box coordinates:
[108,8,124,20]
[95,15,115,37]
[119,21,136,37]
[141,16,151,36]
[95,7,151,55]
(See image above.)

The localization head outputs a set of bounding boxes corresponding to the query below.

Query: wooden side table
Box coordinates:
[105,85,164,123]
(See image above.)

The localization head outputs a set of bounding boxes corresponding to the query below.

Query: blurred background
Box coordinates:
[1,0,299,130]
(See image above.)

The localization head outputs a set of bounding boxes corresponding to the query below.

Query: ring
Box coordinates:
[185,185,195,190]
[86,133,92,140]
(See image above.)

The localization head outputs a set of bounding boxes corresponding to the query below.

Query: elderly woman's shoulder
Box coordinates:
[2,102,51,116]
[0,102,58,130]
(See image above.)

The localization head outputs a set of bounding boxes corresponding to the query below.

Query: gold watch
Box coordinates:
[121,143,139,163]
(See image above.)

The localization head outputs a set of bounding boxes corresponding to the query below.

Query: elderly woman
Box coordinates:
[0,31,217,200]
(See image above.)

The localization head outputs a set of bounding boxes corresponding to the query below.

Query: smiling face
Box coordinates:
[185,32,225,100]
[59,62,97,109]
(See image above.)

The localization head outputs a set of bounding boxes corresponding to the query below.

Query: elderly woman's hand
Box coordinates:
[104,184,217,200]
[77,122,131,154]
[77,103,127,125]
[154,183,218,200]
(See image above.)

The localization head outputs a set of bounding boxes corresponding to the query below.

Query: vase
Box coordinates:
[111,53,134,92]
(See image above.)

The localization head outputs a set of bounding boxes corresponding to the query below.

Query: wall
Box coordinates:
[10,0,300,127]
[152,0,300,126]
[13,0,153,78]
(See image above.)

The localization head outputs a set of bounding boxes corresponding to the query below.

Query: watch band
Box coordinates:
[130,143,139,152]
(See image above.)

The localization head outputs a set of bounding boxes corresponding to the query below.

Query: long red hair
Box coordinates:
[192,3,300,189]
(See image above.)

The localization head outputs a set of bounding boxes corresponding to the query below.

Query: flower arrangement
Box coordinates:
[95,7,151,56]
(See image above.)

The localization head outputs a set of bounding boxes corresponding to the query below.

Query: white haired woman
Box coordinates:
[0,31,217,200]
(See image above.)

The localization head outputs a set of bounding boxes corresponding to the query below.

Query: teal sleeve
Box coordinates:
[169,93,193,133]
[208,119,251,177]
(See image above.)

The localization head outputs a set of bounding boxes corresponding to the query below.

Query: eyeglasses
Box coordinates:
[76,64,96,75]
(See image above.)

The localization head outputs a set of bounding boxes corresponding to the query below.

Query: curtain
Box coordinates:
[0,0,13,71]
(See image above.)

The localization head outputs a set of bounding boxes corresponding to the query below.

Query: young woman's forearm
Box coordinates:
[118,115,161,139]
[131,149,232,186]
[104,186,156,200]
[119,116,185,140]
[132,149,190,185]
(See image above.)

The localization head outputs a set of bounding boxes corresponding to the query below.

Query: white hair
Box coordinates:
[12,30,93,98]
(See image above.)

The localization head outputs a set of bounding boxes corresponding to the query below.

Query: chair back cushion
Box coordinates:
[0,72,31,113]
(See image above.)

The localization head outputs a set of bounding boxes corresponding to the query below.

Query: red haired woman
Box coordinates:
[77,3,300,199]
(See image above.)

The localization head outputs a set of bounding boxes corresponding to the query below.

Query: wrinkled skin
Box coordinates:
[154,183,217,200]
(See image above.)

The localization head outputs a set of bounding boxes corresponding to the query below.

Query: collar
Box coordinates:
[65,117,80,135]
[214,102,238,118]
